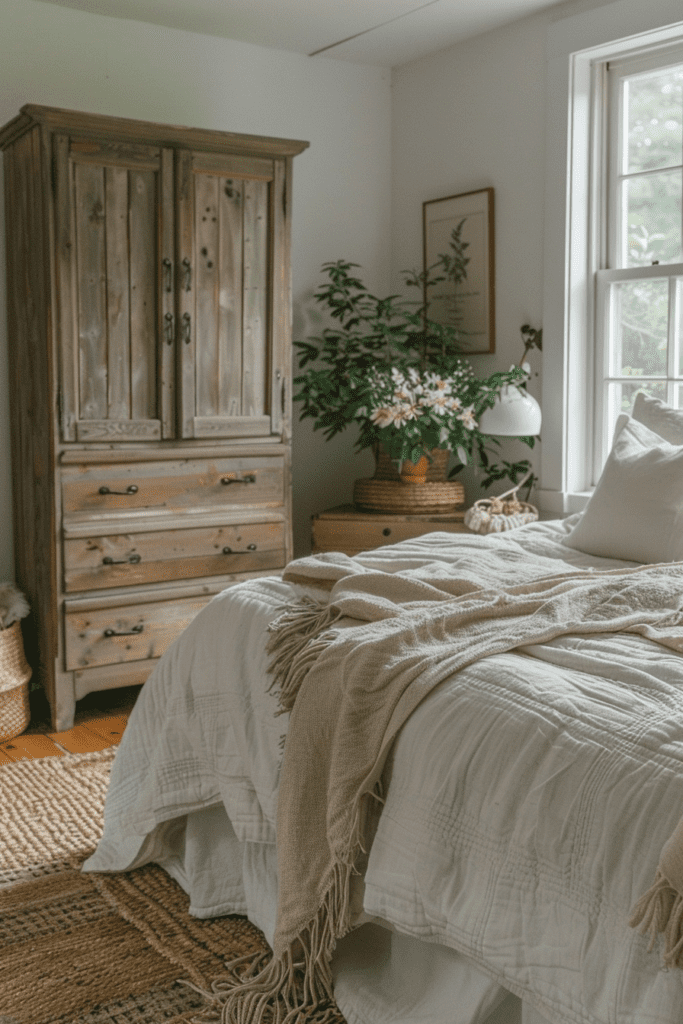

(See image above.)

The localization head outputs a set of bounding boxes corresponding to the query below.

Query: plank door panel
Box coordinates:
[177,151,273,439]
[55,136,175,441]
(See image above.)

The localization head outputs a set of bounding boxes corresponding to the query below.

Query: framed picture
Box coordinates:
[422,187,495,354]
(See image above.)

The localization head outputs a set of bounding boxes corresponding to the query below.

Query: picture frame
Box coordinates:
[422,187,495,355]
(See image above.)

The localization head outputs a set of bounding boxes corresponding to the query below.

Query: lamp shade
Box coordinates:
[478,385,542,436]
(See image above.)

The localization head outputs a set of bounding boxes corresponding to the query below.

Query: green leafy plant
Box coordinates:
[294,229,538,485]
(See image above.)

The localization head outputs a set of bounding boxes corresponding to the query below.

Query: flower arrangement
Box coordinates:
[294,227,540,487]
[364,364,480,467]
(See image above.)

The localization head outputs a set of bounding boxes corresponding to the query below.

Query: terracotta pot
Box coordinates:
[399,454,431,485]
[372,444,449,482]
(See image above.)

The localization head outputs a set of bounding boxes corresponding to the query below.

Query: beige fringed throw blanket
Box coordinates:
[209,549,683,1022]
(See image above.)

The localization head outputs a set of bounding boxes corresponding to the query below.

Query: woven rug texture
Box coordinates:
[0,748,316,1024]
[0,748,114,887]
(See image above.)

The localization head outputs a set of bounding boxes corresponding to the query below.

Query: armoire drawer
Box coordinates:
[63,519,286,592]
[64,593,213,670]
[61,456,285,516]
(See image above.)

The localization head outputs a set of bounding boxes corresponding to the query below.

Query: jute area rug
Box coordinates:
[0,748,294,1024]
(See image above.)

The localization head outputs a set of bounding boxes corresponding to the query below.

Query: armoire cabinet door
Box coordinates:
[55,136,175,442]
[176,150,285,440]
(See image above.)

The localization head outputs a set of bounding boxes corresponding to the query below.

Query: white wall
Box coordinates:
[0,0,391,575]
[391,15,549,504]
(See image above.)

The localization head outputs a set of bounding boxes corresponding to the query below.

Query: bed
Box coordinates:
[84,395,683,1024]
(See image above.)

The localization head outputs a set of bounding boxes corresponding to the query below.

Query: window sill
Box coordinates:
[537,488,592,516]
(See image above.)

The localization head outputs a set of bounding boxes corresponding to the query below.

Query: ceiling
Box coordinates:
[38,0,575,66]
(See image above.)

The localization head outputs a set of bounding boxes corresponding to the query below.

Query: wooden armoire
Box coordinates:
[0,105,308,730]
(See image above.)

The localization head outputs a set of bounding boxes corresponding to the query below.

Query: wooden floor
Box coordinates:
[0,684,141,763]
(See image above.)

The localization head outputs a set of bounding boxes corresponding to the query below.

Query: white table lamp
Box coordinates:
[478,384,542,436]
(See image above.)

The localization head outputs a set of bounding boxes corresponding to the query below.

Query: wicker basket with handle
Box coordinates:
[464,470,538,535]
[0,620,32,742]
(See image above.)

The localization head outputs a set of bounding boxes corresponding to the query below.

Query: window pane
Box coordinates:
[609,278,668,375]
[626,66,683,174]
[606,380,668,443]
[678,278,683,375]
[624,169,683,266]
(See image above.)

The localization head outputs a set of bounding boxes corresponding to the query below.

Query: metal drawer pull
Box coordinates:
[222,544,257,554]
[104,623,144,638]
[98,483,138,495]
[164,312,174,344]
[220,474,256,485]
[182,257,192,291]
[181,312,192,344]
[162,257,173,292]
[103,554,141,565]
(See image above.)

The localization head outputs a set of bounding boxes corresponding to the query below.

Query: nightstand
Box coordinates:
[311,504,468,556]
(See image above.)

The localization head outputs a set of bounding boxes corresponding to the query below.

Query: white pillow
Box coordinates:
[632,391,683,445]
[564,416,683,563]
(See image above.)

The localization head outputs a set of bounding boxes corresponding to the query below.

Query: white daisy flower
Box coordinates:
[422,391,450,414]
[392,402,420,426]
[424,373,452,393]
[370,406,397,428]
[458,405,477,430]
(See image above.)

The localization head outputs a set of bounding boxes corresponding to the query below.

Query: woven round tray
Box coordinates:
[354,478,465,515]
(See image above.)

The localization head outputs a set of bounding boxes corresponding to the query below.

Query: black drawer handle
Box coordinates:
[162,257,173,293]
[164,312,174,344]
[220,474,256,485]
[182,257,192,291]
[102,554,142,565]
[103,623,144,638]
[99,485,138,496]
[181,312,192,344]
[222,544,257,554]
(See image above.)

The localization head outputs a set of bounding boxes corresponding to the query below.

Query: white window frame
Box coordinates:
[594,44,683,477]
[539,0,683,516]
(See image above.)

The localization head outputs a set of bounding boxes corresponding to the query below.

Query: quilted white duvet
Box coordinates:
[84,518,683,1024]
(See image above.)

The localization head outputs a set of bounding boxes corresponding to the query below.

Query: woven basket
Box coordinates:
[464,469,538,535]
[464,493,538,535]
[353,478,465,515]
[0,620,32,742]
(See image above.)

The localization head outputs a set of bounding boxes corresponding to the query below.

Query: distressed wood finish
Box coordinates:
[1,105,307,728]
[59,137,170,442]
[61,455,285,514]
[4,125,58,714]
[0,106,309,160]
[159,148,176,438]
[64,592,212,669]
[179,150,274,439]
[312,505,468,557]
[63,519,286,591]
[242,180,268,419]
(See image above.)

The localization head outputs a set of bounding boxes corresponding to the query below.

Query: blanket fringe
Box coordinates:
[266,598,343,715]
[183,859,354,1024]
[629,870,683,966]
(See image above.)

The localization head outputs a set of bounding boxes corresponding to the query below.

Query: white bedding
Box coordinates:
[83,517,683,1024]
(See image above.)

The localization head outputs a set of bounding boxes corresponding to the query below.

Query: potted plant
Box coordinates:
[294,227,539,492]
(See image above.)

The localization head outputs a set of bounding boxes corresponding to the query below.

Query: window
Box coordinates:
[594,47,683,473]
[540,9,683,515]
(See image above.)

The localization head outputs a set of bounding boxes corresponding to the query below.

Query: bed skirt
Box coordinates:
[151,802,550,1024]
